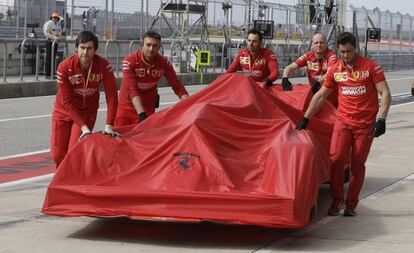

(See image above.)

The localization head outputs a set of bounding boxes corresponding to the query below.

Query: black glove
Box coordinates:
[311,81,321,94]
[282,77,293,91]
[264,78,274,87]
[139,112,148,122]
[295,117,310,130]
[155,94,160,108]
[373,118,386,137]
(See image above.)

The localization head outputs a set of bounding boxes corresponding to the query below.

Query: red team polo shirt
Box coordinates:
[295,49,337,84]
[118,50,189,116]
[324,54,385,127]
[226,48,279,82]
[55,54,118,127]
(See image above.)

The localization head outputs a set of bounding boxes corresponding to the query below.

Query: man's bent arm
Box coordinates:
[282,62,299,78]
[304,85,333,118]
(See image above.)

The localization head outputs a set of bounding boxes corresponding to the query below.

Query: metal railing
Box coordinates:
[50,39,69,80]
[1,40,6,82]
[0,38,70,82]
[105,40,121,76]
[3,38,414,83]
[20,38,39,81]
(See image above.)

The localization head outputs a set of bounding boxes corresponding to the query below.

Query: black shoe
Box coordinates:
[344,208,357,217]
[411,88,414,96]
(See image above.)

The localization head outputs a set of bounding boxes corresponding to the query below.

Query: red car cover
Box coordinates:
[42,73,337,228]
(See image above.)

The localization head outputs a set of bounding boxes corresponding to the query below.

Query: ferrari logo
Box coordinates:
[172,152,201,174]
[88,73,95,82]
[149,68,159,78]
[353,71,360,80]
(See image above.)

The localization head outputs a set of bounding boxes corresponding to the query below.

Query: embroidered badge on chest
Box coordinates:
[136,68,145,77]
[149,68,159,78]
[88,73,95,82]
[352,70,360,80]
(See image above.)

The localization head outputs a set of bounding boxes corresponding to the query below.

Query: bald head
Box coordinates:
[311,33,328,56]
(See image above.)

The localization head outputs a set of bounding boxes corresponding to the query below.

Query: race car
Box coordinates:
[42,73,337,228]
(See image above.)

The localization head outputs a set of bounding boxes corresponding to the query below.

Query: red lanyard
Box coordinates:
[83,60,93,91]
[249,49,262,69]
[81,60,93,109]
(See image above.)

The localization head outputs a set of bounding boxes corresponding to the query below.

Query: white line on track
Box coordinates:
[0,173,54,189]
[0,149,53,188]
[2,90,412,123]
[0,102,179,122]
[0,149,50,160]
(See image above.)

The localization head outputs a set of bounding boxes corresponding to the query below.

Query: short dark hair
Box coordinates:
[142,30,162,41]
[247,28,263,41]
[75,31,99,49]
[337,32,356,48]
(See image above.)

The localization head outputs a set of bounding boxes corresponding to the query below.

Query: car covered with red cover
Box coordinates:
[42,73,337,228]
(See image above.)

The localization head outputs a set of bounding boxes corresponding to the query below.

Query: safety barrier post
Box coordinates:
[1,40,7,82]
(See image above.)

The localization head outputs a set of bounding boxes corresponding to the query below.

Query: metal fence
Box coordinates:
[350,5,414,54]
[2,1,414,81]
[0,1,329,40]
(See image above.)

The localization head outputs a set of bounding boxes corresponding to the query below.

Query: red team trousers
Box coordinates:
[50,112,97,166]
[329,119,374,209]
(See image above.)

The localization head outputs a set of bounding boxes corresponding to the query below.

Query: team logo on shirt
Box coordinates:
[334,72,348,81]
[149,68,159,78]
[240,57,250,64]
[88,73,95,82]
[69,74,83,85]
[341,85,367,95]
[307,62,319,71]
[74,87,97,96]
[136,68,145,77]
[352,70,360,80]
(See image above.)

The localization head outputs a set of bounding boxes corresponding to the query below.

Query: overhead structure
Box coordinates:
[151,0,209,72]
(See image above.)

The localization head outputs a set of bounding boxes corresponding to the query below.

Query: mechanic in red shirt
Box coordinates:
[226,28,280,88]
[115,31,189,126]
[296,32,391,217]
[51,31,119,167]
[282,33,338,105]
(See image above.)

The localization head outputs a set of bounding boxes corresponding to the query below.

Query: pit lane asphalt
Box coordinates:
[1,70,414,252]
